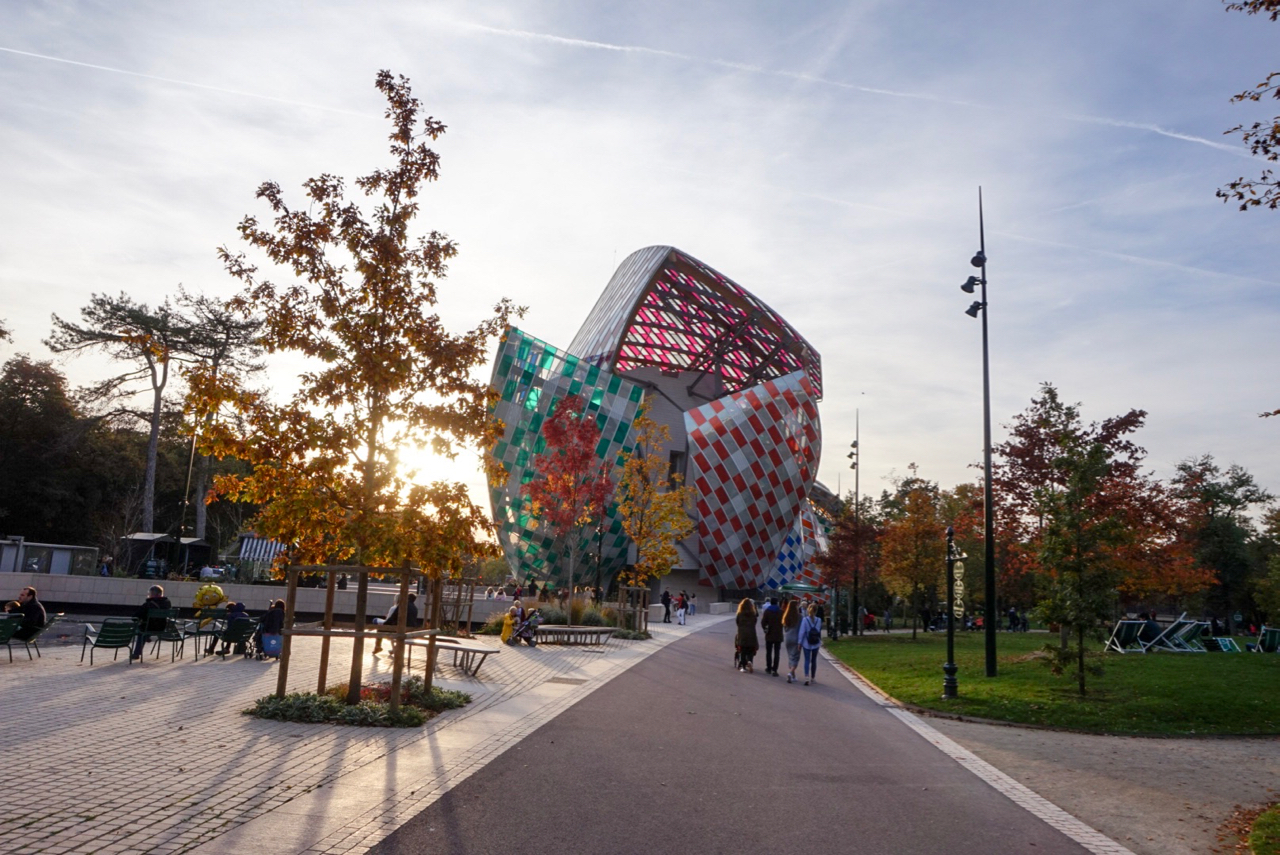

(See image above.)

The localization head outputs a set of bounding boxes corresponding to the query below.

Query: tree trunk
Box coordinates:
[142,367,166,533]
[1076,624,1086,696]
[193,453,210,539]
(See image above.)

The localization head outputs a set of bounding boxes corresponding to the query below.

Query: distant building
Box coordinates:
[487,246,830,595]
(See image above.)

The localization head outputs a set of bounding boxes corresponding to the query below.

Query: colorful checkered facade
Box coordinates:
[489,247,827,592]
[684,372,821,590]
[489,328,643,588]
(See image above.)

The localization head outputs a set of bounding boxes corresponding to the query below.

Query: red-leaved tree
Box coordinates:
[523,395,615,620]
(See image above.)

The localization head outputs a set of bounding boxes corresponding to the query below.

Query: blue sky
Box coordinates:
[1,0,1276,505]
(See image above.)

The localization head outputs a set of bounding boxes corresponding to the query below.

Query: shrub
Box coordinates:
[476,612,505,635]
[612,628,651,641]
[245,676,471,727]
[539,606,567,625]
[577,607,606,626]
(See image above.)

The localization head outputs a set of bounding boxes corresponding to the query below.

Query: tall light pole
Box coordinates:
[961,187,998,678]
[847,412,861,635]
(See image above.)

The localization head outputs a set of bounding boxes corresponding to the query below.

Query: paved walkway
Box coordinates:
[2,615,1272,854]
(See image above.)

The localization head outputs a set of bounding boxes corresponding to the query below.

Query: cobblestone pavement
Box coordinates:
[1,617,710,855]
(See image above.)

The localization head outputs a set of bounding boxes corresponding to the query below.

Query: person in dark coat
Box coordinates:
[8,586,46,641]
[760,597,783,676]
[373,593,419,654]
[131,585,172,660]
[735,599,760,673]
[661,589,672,623]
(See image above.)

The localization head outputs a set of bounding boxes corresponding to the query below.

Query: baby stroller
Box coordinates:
[509,609,542,647]
[249,622,284,660]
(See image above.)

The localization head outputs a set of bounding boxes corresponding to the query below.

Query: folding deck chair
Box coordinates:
[1148,614,1208,652]
[1252,625,1280,653]
[1105,620,1147,653]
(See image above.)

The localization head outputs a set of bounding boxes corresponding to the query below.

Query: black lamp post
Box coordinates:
[847,411,861,635]
[960,187,998,678]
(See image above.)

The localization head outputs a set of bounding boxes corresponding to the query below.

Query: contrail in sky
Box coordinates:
[0,46,374,118]
[457,21,1244,157]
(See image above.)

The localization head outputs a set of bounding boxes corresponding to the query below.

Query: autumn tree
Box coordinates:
[1218,0,1280,211]
[190,71,519,699]
[878,465,945,639]
[1171,455,1274,632]
[523,395,615,616]
[615,406,693,588]
[176,288,263,540]
[46,293,197,532]
[993,384,1203,612]
[814,494,881,634]
[994,384,1206,694]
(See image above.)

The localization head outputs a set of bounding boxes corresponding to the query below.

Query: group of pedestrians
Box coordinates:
[660,589,695,624]
[734,597,824,685]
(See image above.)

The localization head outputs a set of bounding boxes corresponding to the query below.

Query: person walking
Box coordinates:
[676,591,688,625]
[760,597,783,676]
[799,603,823,685]
[782,600,802,682]
[661,589,672,623]
[734,598,759,672]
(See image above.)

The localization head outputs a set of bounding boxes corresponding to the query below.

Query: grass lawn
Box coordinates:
[827,630,1280,735]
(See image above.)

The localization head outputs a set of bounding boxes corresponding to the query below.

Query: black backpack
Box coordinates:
[806,620,821,646]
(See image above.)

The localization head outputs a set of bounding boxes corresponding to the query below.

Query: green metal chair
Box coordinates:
[82,618,140,665]
[8,611,62,660]
[215,618,259,659]
[140,608,185,662]
[0,614,25,663]
[183,609,227,660]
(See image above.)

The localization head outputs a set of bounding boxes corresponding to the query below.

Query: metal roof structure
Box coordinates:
[569,246,823,400]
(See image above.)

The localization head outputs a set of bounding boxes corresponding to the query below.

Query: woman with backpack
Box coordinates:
[782,600,802,683]
[799,603,823,685]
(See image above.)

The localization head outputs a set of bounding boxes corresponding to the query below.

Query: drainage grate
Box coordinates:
[546,677,587,685]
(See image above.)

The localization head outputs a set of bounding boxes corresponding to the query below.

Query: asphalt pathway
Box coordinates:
[371,619,1093,855]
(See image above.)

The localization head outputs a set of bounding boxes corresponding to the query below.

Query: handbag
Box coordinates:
[262,633,283,656]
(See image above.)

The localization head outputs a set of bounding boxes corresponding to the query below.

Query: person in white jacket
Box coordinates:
[798,603,823,685]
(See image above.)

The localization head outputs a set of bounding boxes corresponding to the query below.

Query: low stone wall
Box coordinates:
[2,572,513,624]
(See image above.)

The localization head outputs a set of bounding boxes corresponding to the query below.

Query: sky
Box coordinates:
[1,0,1277,508]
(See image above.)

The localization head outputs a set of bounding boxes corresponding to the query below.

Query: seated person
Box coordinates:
[218,602,254,656]
[372,593,418,654]
[1137,612,1163,644]
[131,585,172,660]
[8,587,46,641]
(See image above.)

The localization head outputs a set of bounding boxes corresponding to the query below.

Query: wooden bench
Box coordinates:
[405,635,498,677]
[534,625,616,646]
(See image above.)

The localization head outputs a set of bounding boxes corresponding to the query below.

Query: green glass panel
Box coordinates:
[607,375,621,395]
[596,413,608,430]
[494,440,508,459]
[517,339,531,362]
[540,350,556,370]
[585,365,600,385]
[629,386,643,403]
[515,450,528,468]
[499,354,513,377]
[613,422,629,443]
[568,379,583,396]
[517,513,530,527]
[590,388,604,407]
[502,379,517,401]
[524,387,541,411]
[533,435,546,454]
[595,437,610,457]
[562,354,579,375]
[510,428,525,447]
[529,413,543,432]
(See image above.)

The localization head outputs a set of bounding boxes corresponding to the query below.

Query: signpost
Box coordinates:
[943,526,965,700]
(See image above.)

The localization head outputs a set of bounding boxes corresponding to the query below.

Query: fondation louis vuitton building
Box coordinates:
[487,246,834,594]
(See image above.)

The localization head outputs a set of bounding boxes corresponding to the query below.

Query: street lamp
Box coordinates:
[959,187,998,678]
[943,526,965,699]
[847,412,861,636]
